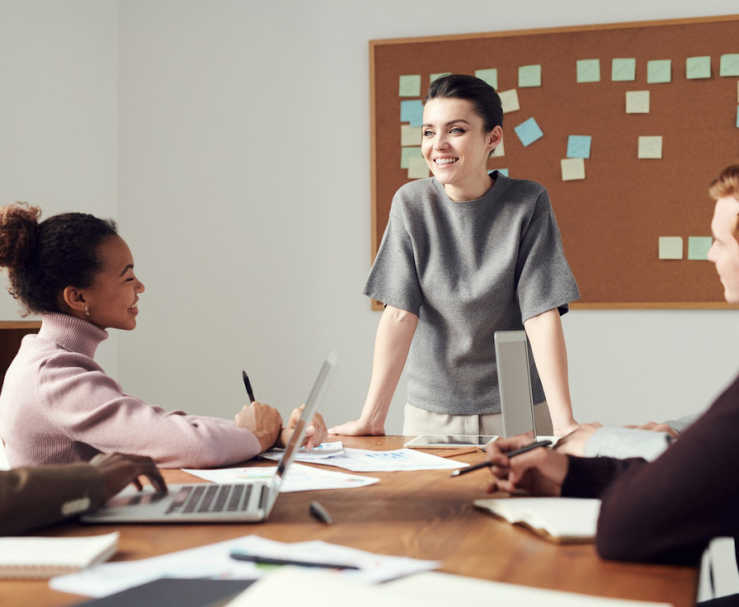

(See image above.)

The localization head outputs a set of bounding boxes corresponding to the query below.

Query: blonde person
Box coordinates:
[332,74,580,438]
[0,204,326,467]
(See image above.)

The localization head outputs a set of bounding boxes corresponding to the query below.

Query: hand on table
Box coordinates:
[328,418,385,436]
[626,421,679,438]
[278,404,328,449]
[554,422,602,456]
[485,434,569,496]
[90,452,167,501]
[234,401,283,451]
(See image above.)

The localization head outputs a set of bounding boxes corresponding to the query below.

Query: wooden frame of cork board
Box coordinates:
[369,15,739,310]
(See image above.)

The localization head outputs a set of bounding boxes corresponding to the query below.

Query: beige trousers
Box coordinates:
[402,402,553,436]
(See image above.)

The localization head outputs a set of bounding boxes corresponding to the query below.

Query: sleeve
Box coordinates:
[0,464,105,535]
[363,200,423,315]
[664,413,701,434]
[565,375,739,566]
[515,189,580,322]
[584,427,673,461]
[39,355,263,468]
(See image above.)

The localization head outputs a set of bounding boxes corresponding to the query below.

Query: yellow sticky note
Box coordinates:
[401,125,422,146]
[626,91,650,114]
[638,136,662,159]
[499,89,520,113]
[658,237,683,260]
[491,139,504,157]
[407,156,430,179]
[561,158,585,181]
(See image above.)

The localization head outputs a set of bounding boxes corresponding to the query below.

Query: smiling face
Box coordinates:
[421,97,502,201]
[707,196,739,304]
[77,235,145,330]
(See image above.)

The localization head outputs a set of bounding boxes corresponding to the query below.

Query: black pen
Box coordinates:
[309,500,333,525]
[229,549,357,570]
[450,439,552,477]
[241,370,256,403]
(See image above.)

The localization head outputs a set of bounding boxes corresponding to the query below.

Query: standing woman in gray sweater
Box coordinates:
[331,74,580,438]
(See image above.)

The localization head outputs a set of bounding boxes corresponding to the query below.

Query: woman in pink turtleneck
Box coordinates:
[0,203,326,468]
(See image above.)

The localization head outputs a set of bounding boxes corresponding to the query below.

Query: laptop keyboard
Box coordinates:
[166,484,266,515]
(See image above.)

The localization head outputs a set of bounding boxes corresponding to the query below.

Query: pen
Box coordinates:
[450,439,552,477]
[229,549,357,570]
[241,370,256,403]
[309,500,333,525]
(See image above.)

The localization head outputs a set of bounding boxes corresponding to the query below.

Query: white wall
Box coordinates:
[3,1,737,433]
[0,0,119,374]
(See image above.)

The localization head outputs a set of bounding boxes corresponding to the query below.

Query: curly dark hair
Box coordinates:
[0,202,117,314]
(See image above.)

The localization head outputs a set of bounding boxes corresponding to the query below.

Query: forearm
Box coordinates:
[359,306,418,431]
[524,309,576,434]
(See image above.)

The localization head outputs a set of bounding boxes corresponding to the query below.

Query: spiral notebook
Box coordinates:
[0,532,119,578]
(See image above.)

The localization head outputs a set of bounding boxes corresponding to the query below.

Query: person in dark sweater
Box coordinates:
[485,165,739,570]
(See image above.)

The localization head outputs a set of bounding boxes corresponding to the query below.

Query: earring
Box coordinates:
[84,304,91,318]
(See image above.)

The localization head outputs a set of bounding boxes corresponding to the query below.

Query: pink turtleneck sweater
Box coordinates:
[0,313,262,468]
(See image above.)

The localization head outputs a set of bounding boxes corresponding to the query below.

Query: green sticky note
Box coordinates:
[658,237,683,260]
[400,146,423,169]
[430,72,451,83]
[611,58,636,81]
[647,59,671,84]
[518,64,541,87]
[688,236,712,260]
[577,59,600,83]
[399,74,421,97]
[475,68,498,89]
[720,54,739,77]
[686,57,711,80]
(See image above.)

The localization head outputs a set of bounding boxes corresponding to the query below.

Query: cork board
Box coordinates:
[369,15,739,309]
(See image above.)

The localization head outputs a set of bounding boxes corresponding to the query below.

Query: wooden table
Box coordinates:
[0,437,697,606]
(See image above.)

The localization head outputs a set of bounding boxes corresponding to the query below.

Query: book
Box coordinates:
[0,532,119,578]
[473,497,600,543]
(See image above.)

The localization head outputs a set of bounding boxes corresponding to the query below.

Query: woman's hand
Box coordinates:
[279,405,328,449]
[486,435,569,496]
[328,417,385,436]
[234,401,283,452]
[554,422,602,456]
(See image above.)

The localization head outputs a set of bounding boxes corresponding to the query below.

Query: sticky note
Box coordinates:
[685,57,711,80]
[566,135,591,159]
[491,139,505,157]
[577,59,600,83]
[499,89,520,113]
[518,64,541,87]
[736,104,739,128]
[400,100,424,126]
[638,136,662,159]
[611,58,636,81]
[647,59,671,83]
[688,236,712,260]
[407,156,430,179]
[561,158,585,181]
[495,168,509,176]
[737,81,739,103]
[401,125,422,146]
[659,237,683,260]
[626,90,650,114]
[514,117,543,147]
[475,68,498,89]
[400,146,423,169]
[430,72,451,83]
[720,54,739,77]
[399,74,421,97]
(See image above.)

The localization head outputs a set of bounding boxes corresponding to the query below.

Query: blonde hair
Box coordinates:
[709,165,739,239]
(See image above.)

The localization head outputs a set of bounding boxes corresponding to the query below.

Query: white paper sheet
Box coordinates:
[262,448,466,472]
[262,441,345,463]
[182,462,378,492]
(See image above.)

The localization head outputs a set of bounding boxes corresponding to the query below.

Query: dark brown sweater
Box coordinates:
[562,373,739,566]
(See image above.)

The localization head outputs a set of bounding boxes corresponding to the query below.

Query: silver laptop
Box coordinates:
[82,358,332,524]
[494,331,536,438]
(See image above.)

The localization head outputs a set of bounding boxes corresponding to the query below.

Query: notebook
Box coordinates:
[474,497,601,543]
[0,532,118,578]
[81,358,332,524]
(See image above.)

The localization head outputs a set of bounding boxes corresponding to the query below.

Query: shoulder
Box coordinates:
[391,178,442,214]
[497,176,548,205]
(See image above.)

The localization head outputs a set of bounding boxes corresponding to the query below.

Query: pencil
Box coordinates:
[450,439,552,477]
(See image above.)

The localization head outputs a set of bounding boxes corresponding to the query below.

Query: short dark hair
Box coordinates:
[425,74,503,131]
[0,203,118,314]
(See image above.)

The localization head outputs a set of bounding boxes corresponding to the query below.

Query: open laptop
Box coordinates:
[494,331,537,438]
[82,358,332,524]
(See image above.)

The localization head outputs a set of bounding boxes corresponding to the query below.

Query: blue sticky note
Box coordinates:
[567,135,591,159]
[611,58,636,81]
[576,59,600,83]
[400,100,423,126]
[514,118,543,147]
[688,236,712,261]
[647,59,671,84]
[494,168,509,176]
[720,54,739,77]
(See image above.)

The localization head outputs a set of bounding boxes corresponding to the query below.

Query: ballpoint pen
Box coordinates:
[450,439,552,477]
[241,370,256,403]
